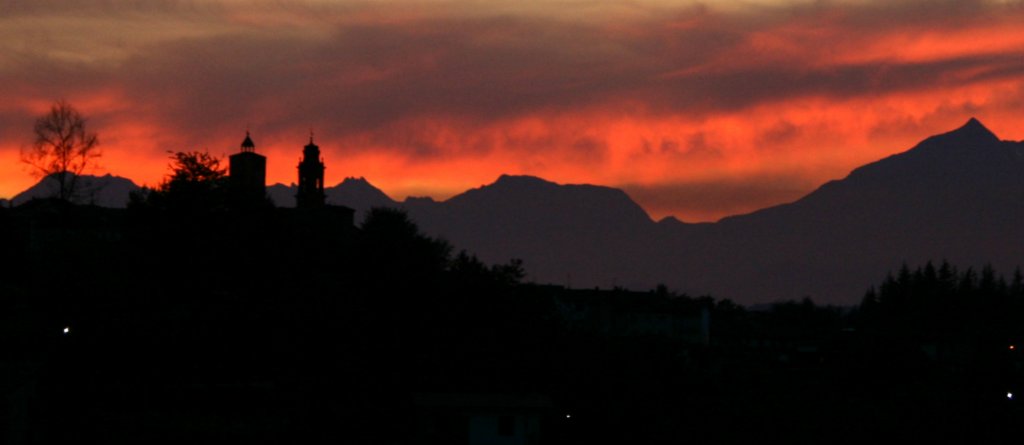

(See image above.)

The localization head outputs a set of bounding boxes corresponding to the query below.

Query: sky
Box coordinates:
[2,0,1024,222]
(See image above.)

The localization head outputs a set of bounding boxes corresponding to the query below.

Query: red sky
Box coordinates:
[2,0,1024,221]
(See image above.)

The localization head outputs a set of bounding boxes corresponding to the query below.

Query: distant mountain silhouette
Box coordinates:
[268,176,397,223]
[12,173,140,207]
[266,183,297,207]
[390,119,1024,304]
[327,177,398,220]
[12,119,1022,304]
[645,118,1024,303]
[400,174,658,288]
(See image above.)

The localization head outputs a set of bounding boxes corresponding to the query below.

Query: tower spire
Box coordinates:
[229,129,266,207]
[241,130,256,153]
[297,132,326,208]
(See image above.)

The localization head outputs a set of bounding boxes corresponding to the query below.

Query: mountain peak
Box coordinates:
[886,117,1002,163]
[334,176,375,189]
[12,173,140,208]
[947,117,999,143]
[493,174,551,187]
[340,176,369,185]
[327,176,396,207]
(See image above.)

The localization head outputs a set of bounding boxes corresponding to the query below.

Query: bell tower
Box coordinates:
[229,131,267,207]
[296,133,325,208]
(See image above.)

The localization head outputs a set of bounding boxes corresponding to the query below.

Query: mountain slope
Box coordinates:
[327,177,398,222]
[403,175,659,288]
[400,119,1024,303]
[12,173,141,208]
[267,183,297,208]
[11,119,1021,304]
[679,118,1024,302]
[268,177,398,223]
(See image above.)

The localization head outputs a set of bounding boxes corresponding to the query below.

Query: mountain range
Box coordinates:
[10,173,141,208]
[8,118,1021,304]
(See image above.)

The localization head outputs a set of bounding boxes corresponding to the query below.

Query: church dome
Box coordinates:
[241,131,256,152]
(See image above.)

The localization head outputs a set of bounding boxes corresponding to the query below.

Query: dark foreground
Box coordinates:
[3,203,1024,444]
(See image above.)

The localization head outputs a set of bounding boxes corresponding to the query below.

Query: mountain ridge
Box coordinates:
[12,173,141,208]
[9,118,1020,304]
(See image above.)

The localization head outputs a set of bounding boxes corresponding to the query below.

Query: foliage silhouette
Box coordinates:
[21,100,101,202]
[7,196,1024,443]
[131,150,229,212]
[859,260,1024,340]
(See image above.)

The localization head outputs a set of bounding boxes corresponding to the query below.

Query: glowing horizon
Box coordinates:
[3,0,1024,221]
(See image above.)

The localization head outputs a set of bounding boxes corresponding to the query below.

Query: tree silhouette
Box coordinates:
[358,207,451,284]
[135,150,229,211]
[162,150,226,191]
[860,260,1024,343]
[21,100,101,202]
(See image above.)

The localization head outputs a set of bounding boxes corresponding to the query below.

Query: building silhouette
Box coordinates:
[296,135,326,208]
[229,131,267,207]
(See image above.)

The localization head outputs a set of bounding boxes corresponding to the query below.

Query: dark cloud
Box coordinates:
[53,16,643,157]
[4,1,1024,159]
[757,120,800,148]
[0,0,209,15]
[644,134,723,160]
[569,137,608,164]
[681,133,723,159]
[645,53,1024,114]
[3,0,1024,214]
[0,110,33,145]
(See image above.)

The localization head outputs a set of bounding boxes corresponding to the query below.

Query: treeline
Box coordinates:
[859,261,1024,341]
[0,199,846,443]
[0,201,547,444]
[5,196,1024,443]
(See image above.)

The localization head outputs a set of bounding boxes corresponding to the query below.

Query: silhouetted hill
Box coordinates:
[266,183,297,207]
[391,119,1024,304]
[12,119,1022,304]
[327,177,398,222]
[268,177,397,222]
[12,173,140,207]
[670,118,1024,303]
[402,174,660,288]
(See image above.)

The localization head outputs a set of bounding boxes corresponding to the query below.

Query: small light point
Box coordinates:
[62,326,70,335]
[1008,392,1014,400]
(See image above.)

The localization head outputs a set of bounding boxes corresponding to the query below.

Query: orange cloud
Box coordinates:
[2,0,1024,222]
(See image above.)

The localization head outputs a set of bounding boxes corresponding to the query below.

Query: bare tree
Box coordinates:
[21,100,101,201]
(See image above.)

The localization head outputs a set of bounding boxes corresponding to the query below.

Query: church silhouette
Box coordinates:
[228,131,266,207]
[297,135,326,208]
[227,131,352,222]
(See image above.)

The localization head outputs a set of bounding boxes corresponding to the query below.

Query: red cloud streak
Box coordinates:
[2,1,1023,221]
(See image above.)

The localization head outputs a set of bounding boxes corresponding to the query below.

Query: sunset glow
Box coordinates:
[3,0,1024,221]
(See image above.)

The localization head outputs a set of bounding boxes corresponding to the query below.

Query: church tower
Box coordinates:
[229,131,267,207]
[296,134,326,208]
